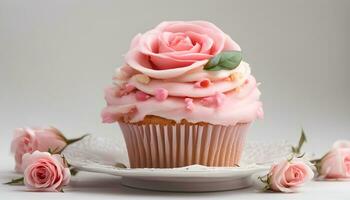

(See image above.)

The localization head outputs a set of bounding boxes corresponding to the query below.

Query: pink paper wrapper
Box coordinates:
[119,122,250,168]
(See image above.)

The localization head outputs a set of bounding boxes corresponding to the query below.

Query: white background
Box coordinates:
[1,0,350,199]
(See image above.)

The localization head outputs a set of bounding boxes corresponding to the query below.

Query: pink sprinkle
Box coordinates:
[200,92,226,107]
[125,83,135,93]
[116,83,136,97]
[113,86,120,96]
[200,96,215,107]
[194,79,212,88]
[135,91,151,101]
[244,79,249,84]
[184,98,194,111]
[120,65,135,75]
[154,88,168,101]
[102,106,137,123]
[128,107,138,115]
[102,113,115,123]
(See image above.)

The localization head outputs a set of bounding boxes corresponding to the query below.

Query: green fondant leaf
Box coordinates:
[204,51,242,71]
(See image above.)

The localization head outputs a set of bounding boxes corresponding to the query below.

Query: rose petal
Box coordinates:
[125,49,208,79]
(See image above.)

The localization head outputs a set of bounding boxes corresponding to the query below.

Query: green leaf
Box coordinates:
[204,65,226,71]
[66,134,90,145]
[4,177,24,185]
[291,129,307,155]
[204,51,242,71]
[70,167,79,176]
[114,163,127,168]
[297,152,306,158]
[258,175,268,184]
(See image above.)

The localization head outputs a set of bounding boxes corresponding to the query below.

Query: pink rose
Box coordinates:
[22,151,71,192]
[11,127,67,172]
[267,158,314,193]
[125,21,241,79]
[319,148,350,179]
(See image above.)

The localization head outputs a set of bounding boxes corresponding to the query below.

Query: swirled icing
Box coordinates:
[102,61,263,126]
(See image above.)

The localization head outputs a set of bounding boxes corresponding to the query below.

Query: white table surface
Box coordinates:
[1,154,350,200]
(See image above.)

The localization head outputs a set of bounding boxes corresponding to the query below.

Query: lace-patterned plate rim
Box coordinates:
[62,135,292,178]
[66,159,270,178]
[62,135,295,192]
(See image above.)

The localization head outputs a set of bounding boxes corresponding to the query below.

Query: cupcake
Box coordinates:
[101,21,263,168]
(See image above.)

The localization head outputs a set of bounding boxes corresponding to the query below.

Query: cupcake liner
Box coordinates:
[119,122,250,168]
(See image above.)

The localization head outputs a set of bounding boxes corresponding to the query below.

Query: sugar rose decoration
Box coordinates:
[125,21,242,79]
[22,151,71,192]
[259,158,314,193]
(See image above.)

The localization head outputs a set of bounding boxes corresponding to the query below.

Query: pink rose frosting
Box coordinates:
[125,21,240,79]
[10,127,67,172]
[267,158,314,193]
[22,151,71,192]
[102,21,263,125]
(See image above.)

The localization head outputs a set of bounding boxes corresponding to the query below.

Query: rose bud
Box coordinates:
[11,127,88,173]
[318,147,350,179]
[11,127,67,172]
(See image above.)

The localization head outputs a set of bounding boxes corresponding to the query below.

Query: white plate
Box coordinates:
[63,135,291,192]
